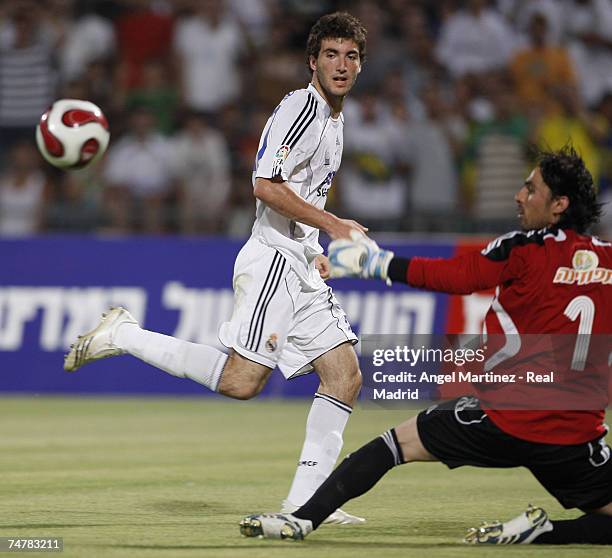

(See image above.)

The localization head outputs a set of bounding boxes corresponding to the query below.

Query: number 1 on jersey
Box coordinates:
[563,295,595,372]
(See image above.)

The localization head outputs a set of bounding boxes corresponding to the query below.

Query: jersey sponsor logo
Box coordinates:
[553,250,612,285]
[573,250,599,271]
[316,171,336,196]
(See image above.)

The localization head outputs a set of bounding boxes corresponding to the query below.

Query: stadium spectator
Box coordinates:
[46,163,105,233]
[340,91,409,231]
[58,0,116,81]
[80,59,117,116]
[350,0,403,94]
[103,106,175,233]
[0,142,50,236]
[172,111,231,234]
[462,73,529,221]
[227,0,271,47]
[500,0,564,45]
[114,0,175,93]
[564,0,612,107]
[241,145,612,546]
[435,0,517,78]
[125,59,180,135]
[593,91,612,236]
[0,1,57,159]
[173,0,247,114]
[534,86,600,185]
[223,107,269,237]
[397,8,451,121]
[509,12,577,121]
[252,13,306,111]
[402,84,461,230]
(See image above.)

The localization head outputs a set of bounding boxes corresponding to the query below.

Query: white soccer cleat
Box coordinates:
[281,499,365,526]
[321,507,366,525]
[239,513,313,541]
[464,504,553,544]
[64,307,137,372]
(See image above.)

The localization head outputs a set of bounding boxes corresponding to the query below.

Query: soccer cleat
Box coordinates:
[321,507,366,525]
[281,499,365,525]
[64,307,137,372]
[464,504,553,544]
[239,513,313,541]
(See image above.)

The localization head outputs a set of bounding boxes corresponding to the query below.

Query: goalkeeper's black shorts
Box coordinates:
[417,396,612,510]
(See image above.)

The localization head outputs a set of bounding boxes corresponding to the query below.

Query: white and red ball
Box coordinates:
[36,99,110,169]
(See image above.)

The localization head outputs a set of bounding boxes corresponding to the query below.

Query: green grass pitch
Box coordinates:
[0,397,608,557]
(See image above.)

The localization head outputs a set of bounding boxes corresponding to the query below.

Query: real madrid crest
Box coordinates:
[265,333,278,353]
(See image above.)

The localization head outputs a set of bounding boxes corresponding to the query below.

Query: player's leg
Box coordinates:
[288,398,502,529]
[532,508,612,545]
[241,396,515,539]
[467,433,612,545]
[290,414,435,529]
[531,434,612,545]
[64,305,273,398]
[278,280,365,522]
[312,340,362,404]
[284,342,362,516]
[115,323,274,399]
[240,414,434,538]
[64,237,283,399]
[465,504,612,545]
[528,465,612,545]
[216,351,274,399]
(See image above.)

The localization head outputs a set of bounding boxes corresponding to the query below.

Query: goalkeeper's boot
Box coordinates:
[464,504,552,544]
[239,513,313,541]
[64,307,137,372]
[281,499,365,525]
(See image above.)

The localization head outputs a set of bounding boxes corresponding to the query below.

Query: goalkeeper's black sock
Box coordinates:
[534,514,612,544]
[293,429,404,529]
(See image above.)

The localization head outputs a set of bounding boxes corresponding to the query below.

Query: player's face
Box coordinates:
[310,38,361,106]
[515,168,568,230]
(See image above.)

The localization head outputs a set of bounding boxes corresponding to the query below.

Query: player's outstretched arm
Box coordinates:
[328,233,398,282]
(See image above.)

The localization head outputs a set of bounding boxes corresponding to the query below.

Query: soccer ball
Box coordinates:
[36,99,110,169]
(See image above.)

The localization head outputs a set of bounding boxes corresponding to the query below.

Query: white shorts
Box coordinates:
[218,237,357,379]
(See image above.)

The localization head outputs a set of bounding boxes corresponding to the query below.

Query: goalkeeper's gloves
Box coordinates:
[328,233,395,282]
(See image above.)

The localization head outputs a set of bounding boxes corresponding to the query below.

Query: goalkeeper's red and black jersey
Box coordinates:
[404,227,612,445]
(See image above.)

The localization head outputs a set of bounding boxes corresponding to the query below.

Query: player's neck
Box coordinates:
[311,79,343,118]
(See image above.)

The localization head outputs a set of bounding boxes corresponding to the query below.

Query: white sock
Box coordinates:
[286,393,352,506]
[114,322,227,392]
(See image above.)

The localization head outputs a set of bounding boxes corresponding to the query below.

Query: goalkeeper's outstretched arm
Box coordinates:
[328,236,507,294]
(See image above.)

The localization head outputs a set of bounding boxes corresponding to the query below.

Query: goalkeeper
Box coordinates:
[240,148,612,544]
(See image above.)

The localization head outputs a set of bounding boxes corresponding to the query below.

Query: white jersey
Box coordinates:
[251,83,344,290]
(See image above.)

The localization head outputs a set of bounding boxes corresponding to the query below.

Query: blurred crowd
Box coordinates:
[1,0,612,238]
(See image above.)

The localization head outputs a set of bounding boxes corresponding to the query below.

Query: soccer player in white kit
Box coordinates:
[64,12,368,524]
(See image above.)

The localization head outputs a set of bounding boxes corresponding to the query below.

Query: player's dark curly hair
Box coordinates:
[535,145,603,233]
[306,12,367,74]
